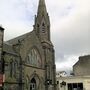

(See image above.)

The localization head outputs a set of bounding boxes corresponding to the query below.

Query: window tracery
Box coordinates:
[26,48,42,67]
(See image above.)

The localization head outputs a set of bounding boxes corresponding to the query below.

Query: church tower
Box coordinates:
[34,0,50,42]
[34,0,56,90]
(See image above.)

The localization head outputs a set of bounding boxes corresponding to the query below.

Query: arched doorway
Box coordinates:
[30,78,36,90]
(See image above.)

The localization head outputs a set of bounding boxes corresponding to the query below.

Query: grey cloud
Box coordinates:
[0,0,89,71]
[51,7,90,70]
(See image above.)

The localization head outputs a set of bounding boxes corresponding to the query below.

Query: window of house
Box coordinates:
[68,83,83,90]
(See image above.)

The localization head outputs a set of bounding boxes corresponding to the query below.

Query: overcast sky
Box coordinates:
[0,0,90,72]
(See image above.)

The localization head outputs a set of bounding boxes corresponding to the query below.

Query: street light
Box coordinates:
[46,79,58,90]
[46,79,52,85]
[60,81,66,90]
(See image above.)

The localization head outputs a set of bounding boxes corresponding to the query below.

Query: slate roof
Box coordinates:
[7,31,33,45]
[73,55,90,67]
[3,30,53,54]
[3,31,33,55]
[3,42,18,55]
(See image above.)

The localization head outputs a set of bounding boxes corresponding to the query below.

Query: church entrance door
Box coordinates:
[30,78,36,90]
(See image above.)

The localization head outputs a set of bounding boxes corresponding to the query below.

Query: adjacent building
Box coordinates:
[73,55,90,76]
[57,75,90,90]
[56,71,67,77]
[57,55,90,90]
[0,0,56,90]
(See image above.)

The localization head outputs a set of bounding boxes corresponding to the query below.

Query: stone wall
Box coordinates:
[73,55,90,76]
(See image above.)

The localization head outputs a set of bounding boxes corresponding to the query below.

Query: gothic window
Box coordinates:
[30,78,36,90]
[25,77,29,89]
[10,61,13,77]
[27,48,42,67]
[9,60,18,77]
[41,23,45,33]
[13,61,17,77]
[5,62,9,76]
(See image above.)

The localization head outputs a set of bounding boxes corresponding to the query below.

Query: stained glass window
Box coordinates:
[27,48,42,67]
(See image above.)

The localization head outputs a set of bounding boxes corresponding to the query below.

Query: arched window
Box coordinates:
[41,23,45,33]
[13,61,18,77]
[10,61,13,77]
[30,78,36,90]
[26,48,42,67]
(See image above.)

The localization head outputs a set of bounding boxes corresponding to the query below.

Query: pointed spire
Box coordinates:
[37,0,47,16]
[34,0,51,42]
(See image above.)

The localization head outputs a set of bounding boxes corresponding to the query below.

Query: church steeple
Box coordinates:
[37,0,47,16]
[34,0,50,42]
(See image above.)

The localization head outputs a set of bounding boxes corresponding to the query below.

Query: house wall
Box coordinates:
[73,55,90,76]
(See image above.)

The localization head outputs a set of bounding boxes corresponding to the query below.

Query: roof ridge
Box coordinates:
[6,31,34,45]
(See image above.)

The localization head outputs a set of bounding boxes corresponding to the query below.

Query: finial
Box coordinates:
[37,0,47,16]
[0,25,4,31]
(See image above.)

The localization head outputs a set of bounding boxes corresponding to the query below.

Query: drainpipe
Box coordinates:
[0,26,4,90]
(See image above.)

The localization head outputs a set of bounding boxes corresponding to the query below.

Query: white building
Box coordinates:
[57,76,90,90]
[56,71,67,77]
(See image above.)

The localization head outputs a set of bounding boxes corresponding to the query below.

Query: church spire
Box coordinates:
[34,0,50,42]
[37,0,47,16]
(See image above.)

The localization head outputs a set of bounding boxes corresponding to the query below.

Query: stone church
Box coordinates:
[0,0,56,90]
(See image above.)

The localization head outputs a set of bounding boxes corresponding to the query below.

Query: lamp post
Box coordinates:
[45,79,51,90]
[60,81,66,90]
[46,79,58,90]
